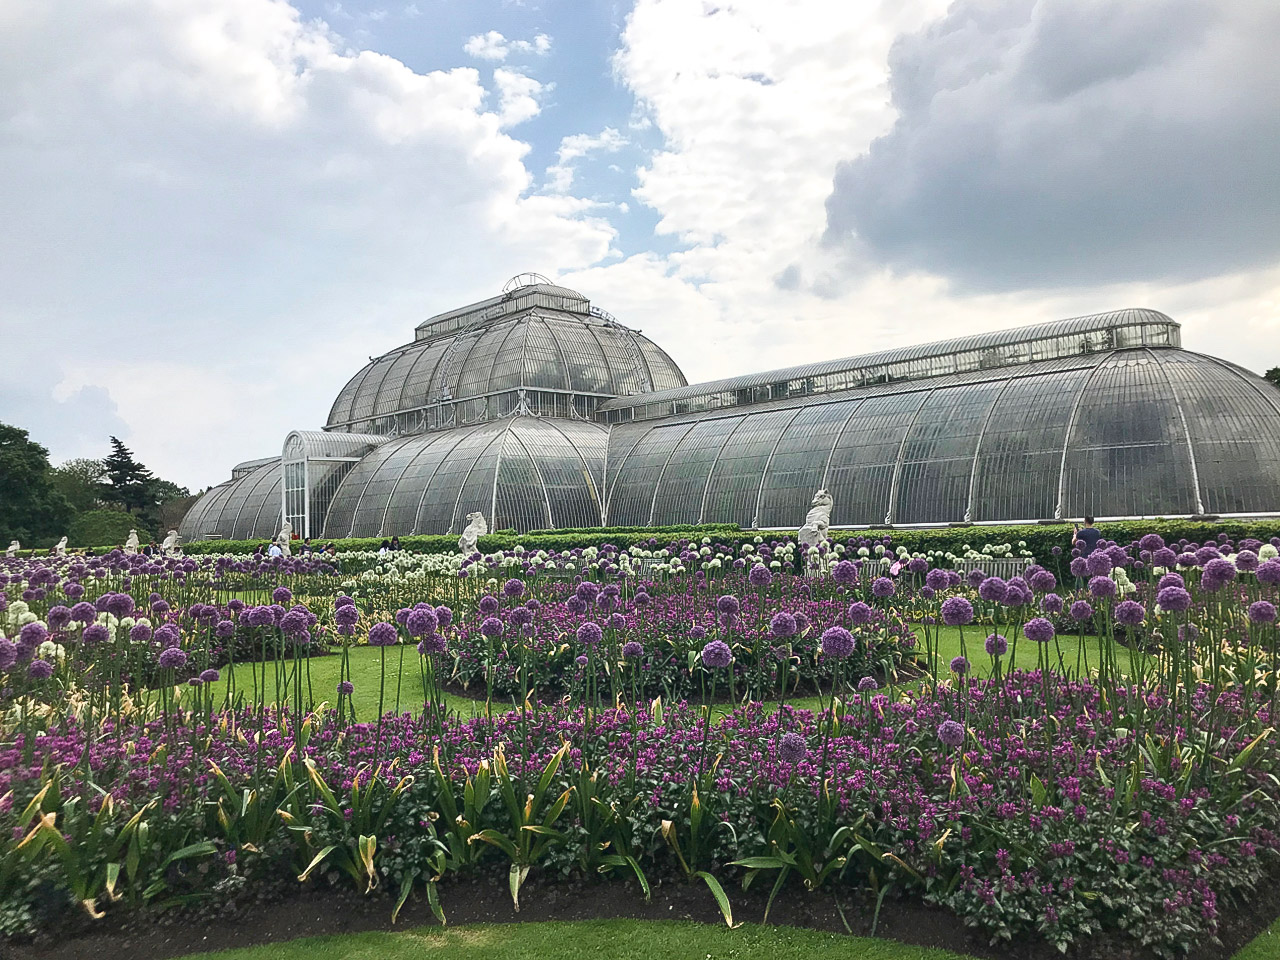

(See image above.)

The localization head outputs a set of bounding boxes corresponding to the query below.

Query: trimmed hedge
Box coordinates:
[170,518,1280,561]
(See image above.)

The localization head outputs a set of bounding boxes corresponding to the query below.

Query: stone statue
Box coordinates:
[124,529,140,555]
[54,536,68,557]
[5,540,19,558]
[798,489,833,572]
[161,529,182,557]
[275,521,293,558]
[458,511,488,555]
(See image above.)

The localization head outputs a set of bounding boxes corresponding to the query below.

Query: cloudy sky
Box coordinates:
[2,0,1277,490]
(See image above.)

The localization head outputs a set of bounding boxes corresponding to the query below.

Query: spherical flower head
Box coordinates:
[1234,550,1260,573]
[1041,593,1064,615]
[1249,600,1277,624]
[716,594,741,617]
[924,568,950,592]
[106,593,135,619]
[821,626,855,659]
[337,680,354,696]
[478,594,500,616]
[1151,547,1178,568]
[1195,545,1222,565]
[128,622,153,644]
[227,599,246,615]
[1156,572,1185,592]
[575,581,601,604]
[985,633,1008,657]
[1030,570,1057,593]
[856,676,879,693]
[950,655,969,676]
[429,605,452,629]
[418,632,448,655]
[0,638,17,670]
[1068,556,1088,578]
[406,607,439,637]
[566,596,587,615]
[367,622,399,647]
[70,601,96,624]
[334,595,356,610]
[19,622,49,649]
[871,577,896,599]
[778,732,807,764]
[64,582,85,600]
[937,720,965,748]
[961,569,983,590]
[977,577,1008,603]
[748,564,773,588]
[1088,576,1117,599]
[633,591,651,608]
[245,605,274,628]
[1023,617,1056,644]
[28,659,54,680]
[689,625,707,640]
[940,596,974,626]
[576,621,603,646]
[475,616,504,639]
[272,586,292,605]
[1069,600,1094,622]
[1155,586,1192,614]
[1113,600,1145,627]
[157,646,187,670]
[46,606,72,632]
[1201,557,1237,591]
[832,560,858,585]
[155,623,181,647]
[701,639,733,669]
[1258,560,1280,587]
[769,611,797,639]
[1139,533,1166,553]
[334,604,360,629]
[83,623,110,644]
[1085,552,1113,577]
[393,607,412,626]
[622,640,644,660]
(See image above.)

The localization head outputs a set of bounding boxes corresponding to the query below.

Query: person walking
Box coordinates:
[1073,516,1102,556]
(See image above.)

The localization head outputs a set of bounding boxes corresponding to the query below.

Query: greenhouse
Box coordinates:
[179,284,1280,542]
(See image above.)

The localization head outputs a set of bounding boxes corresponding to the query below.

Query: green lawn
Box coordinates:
[190,919,972,960]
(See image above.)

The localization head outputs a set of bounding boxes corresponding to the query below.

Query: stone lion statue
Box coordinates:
[458,511,488,556]
[54,536,68,557]
[161,529,182,557]
[275,521,293,558]
[798,489,833,570]
[124,529,140,555]
[5,539,19,558]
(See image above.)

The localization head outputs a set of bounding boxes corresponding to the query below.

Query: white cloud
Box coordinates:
[545,127,627,192]
[493,68,547,127]
[0,0,607,488]
[464,30,552,62]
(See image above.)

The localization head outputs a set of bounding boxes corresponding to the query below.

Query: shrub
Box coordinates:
[67,509,150,548]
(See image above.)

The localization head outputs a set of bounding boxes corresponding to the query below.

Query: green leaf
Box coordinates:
[693,871,735,928]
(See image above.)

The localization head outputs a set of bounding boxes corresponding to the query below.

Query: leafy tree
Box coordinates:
[0,422,73,546]
[50,457,106,514]
[100,436,159,524]
[1265,366,1280,389]
[69,509,151,548]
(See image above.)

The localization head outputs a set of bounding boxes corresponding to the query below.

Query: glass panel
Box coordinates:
[451,428,507,531]
[495,431,551,533]
[606,422,696,526]
[826,392,928,525]
[651,416,743,526]
[552,321,612,394]
[523,319,570,390]
[397,339,451,414]
[455,324,511,400]
[350,439,425,537]
[417,425,503,534]
[538,421,606,529]
[321,439,406,538]
[758,400,860,527]
[702,409,796,527]
[372,348,424,417]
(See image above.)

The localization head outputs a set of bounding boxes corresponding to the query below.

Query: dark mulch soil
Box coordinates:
[8,863,1280,960]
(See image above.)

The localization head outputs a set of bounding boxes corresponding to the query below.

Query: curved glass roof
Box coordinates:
[179,459,282,541]
[322,417,608,537]
[605,347,1280,526]
[327,283,685,434]
[600,308,1179,421]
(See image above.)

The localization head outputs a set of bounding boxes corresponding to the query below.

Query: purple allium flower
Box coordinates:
[832,560,858,585]
[871,577,896,598]
[925,568,950,591]
[334,595,355,609]
[1257,561,1280,586]
[1070,600,1094,622]
[501,578,526,599]
[227,598,246,615]
[1249,601,1277,624]
[337,680,354,696]
[1023,617,1055,643]
[81,623,109,644]
[106,593,135,619]
[748,564,773,587]
[978,577,1008,603]
[1152,547,1178,568]
[334,604,360,629]
[199,668,220,683]
[70,602,96,623]
[965,569,986,590]
[1157,572,1186,591]
[434,605,454,628]
[1139,533,1166,553]
[576,622,603,646]
[419,633,448,655]
[1029,570,1057,593]
[1156,586,1192,613]
[279,610,309,637]
[821,626,855,659]
[690,625,707,640]
[46,606,72,631]
[1088,576,1117,599]
[920,586,936,600]
[985,633,1008,657]
[394,607,412,626]
[940,596,974,626]
[367,622,399,647]
[157,646,187,670]
[1201,558,1237,591]
[246,605,275,628]
[478,595,500,616]
[155,623,181,647]
[479,617,504,639]
[1085,552,1113,577]
[129,623,153,644]
[855,676,878,693]
[778,732,808,764]
[950,656,969,675]
[28,659,54,680]
[19,622,48,647]
[272,586,292,604]
[0,638,17,671]
[1041,593,1064,615]
[1114,600,1145,626]
[608,612,626,630]
[575,581,601,603]
[574,654,589,666]
[1235,550,1260,573]
[716,594,741,616]
[769,612,797,638]
[701,639,733,669]
[622,640,644,660]
[847,602,872,625]
[1068,556,1088,579]
[187,676,203,687]
[937,719,965,748]
[407,607,439,636]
